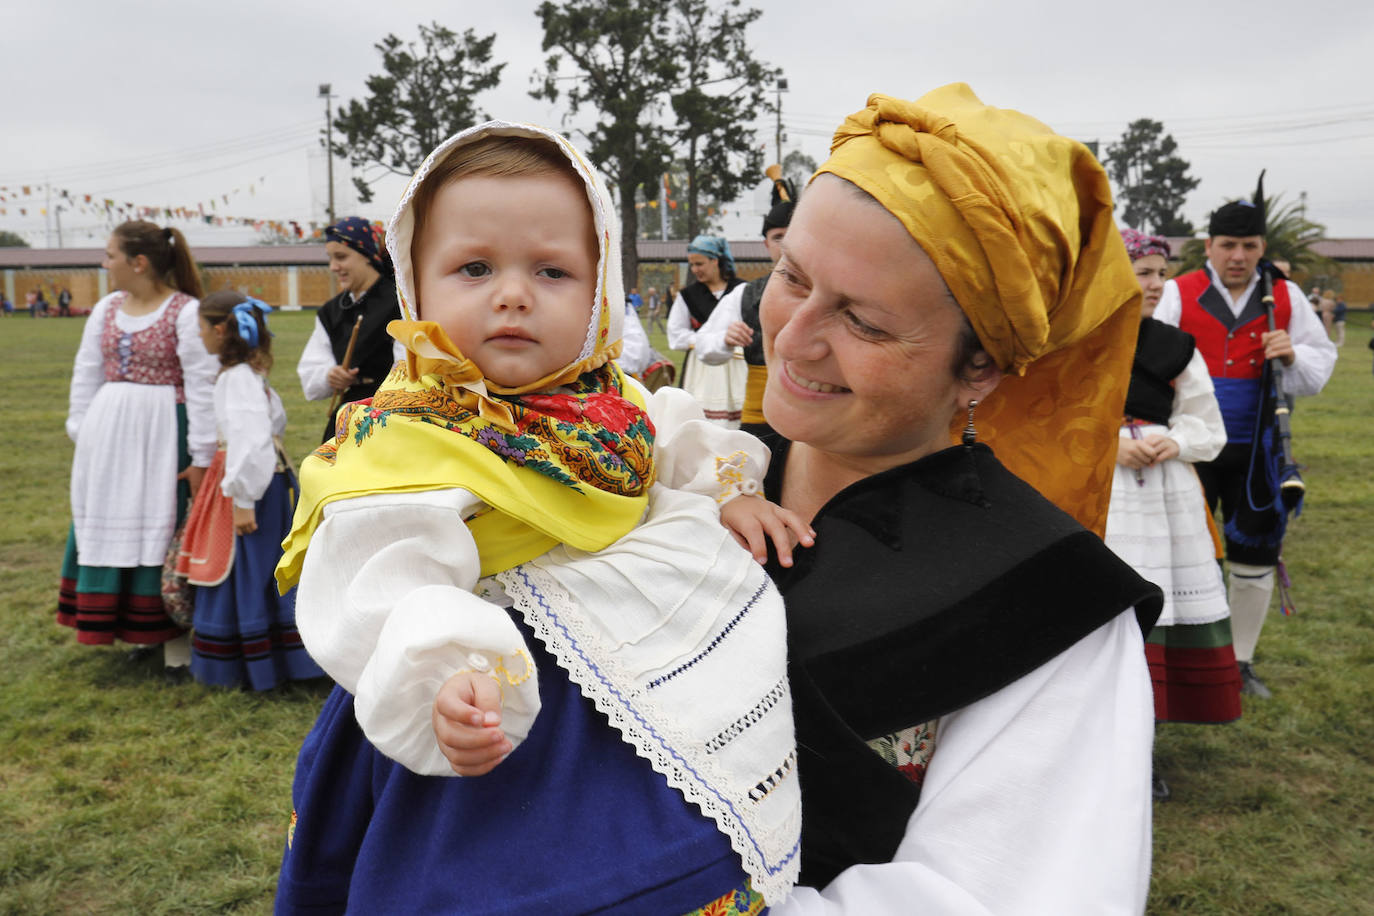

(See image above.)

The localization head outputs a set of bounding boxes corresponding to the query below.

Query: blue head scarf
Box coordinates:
[325,216,394,277]
[687,235,735,277]
[231,296,273,348]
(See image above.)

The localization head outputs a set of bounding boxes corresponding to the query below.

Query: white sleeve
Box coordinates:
[694,283,745,365]
[633,377,769,504]
[217,367,277,508]
[1165,350,1226,463]
[177,298,220,467]
[392,335,407,367]
[1279,279,1337,397]
[66,296,111,442]
[771,610,1153,916]
[297,317,337,401]
[295,488,542,776]
[618,304,653,376]
[1153,280,1182,327]
[666,293,697,351]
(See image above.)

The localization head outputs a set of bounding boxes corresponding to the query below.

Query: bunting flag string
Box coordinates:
[0,178,330,241]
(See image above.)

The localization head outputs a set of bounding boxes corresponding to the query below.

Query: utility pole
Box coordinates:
[319,84,336,224]
[55,204,64,248]
[659,173,669,241]
[774,76,788,165]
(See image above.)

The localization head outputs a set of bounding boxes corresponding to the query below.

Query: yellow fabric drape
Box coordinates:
[276,358,650,593]
[817,84,1142,535]
[741,363,768,425]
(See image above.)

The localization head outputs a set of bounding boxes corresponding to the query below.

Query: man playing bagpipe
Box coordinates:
[1154,172,1336,698]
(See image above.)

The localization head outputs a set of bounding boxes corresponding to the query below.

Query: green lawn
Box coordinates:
[1,311,1370,913]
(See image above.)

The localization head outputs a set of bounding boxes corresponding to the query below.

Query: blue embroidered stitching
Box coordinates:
[643,580,769,691]
[705,679,787,754]
[512,567,800,875]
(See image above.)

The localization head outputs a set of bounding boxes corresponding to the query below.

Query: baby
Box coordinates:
[274,122,802,913]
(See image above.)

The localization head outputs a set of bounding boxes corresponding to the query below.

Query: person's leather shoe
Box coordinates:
[1238,661,1273,699]
[1152,773,1171,802]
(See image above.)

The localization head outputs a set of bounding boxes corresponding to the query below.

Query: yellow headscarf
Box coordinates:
[277,121,651,592]
[816,84,1141,535]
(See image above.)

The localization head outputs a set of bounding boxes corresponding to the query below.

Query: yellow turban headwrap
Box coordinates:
[816,84,1141,536]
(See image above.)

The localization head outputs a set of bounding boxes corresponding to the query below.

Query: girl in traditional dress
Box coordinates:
[274,122,805,913]
[667,236,749,427]
[60,221,218,677]
[176,292,324,690]
[1107,228,1240,800]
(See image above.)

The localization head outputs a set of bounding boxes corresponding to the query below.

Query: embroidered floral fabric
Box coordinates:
[100,291,190,401]
[868,719,939,787]
[313,362,655,498]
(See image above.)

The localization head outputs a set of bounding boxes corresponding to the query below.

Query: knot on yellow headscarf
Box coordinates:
[823,85,1136,376]
[817,84,1142,537]
[391,319,519,432]
[389,319,624,434]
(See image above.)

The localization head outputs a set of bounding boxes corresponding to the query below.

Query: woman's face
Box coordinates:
[1132,253,1168,316]
[326,241,381,296]
[687,252,721,286]
[760,175,999,472]
[102,235,137,291]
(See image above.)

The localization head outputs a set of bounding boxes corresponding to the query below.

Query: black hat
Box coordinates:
[762,167,797,235]
[1208,170,1267,238]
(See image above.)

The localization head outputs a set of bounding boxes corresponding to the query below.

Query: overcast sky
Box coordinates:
[3,0,1370,249]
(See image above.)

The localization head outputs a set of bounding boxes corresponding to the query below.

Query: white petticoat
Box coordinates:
[1103,424,1228,627]
[682,351,747,429]
[70,381,180,567]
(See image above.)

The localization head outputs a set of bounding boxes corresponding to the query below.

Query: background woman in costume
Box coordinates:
[667,235,747,427]
[176,291,323,690]
[695,168,796,442]
[1108,229,1237,802]
[296,217,404,442]
[61,220,218,676]
[274,122,802,914]
[756,87,1163,914]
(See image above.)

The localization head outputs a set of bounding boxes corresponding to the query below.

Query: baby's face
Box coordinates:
[414,171,598,388]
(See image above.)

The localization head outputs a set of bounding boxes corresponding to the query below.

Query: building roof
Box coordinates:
[4,237,1371,269]
[0,239,778,268]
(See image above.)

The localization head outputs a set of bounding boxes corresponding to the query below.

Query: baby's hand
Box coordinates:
[720,494,816,568]
[432,670,511,777]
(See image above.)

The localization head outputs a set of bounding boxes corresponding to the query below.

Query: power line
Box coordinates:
[0,121,319,187]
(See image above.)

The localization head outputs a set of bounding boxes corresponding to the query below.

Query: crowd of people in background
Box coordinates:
[40,82,1356,912]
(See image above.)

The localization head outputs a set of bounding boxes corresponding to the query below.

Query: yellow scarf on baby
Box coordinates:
[275,322,653,593]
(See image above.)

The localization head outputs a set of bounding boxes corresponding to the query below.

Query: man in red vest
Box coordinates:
[1154,173,1336,699]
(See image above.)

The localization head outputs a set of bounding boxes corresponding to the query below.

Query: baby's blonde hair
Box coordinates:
[410,134,589,258]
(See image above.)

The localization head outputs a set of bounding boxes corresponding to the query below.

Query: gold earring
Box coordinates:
[962,400,979,447]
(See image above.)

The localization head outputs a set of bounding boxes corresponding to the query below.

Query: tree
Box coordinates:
[0,230,29,247]
[1176,193,1335,281]
[332,23,505,203]
[1104,119,1199,236]
[782,149,817,192]
[635,163,724,240]
[666,0,772,239]
[532,0,679,294]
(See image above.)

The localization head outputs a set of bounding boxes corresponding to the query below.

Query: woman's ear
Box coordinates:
[131,253,150,275]
[964,357,1003,402]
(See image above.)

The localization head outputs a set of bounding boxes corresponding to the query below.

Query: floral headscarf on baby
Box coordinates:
[278,122,654,590]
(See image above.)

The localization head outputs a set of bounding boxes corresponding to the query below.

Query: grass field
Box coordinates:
[1,309,1371,913]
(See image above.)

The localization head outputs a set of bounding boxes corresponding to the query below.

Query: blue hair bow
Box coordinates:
[231,297,273,347]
